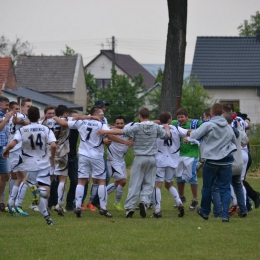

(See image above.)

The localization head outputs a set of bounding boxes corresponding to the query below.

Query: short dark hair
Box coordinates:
[222,103,232,113]
[44,105,56,114]
[27,106,40,122]
[139,107,150,119]
[21,98,32,107]
[176,108,188,117]
[0,96,9,103]
[211,103,223,116]
[9,101,19,109]
[204,108,211,117]
[55,105,68,117]
[159,111,171,124]
[90,106,101,116]
[115,116,126,123]
[222,112,233,124]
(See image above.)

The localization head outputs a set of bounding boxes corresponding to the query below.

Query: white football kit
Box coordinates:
[8,113,28,172]
[156,125,188,183]
[68,119,110,179]
[13,122,56,185]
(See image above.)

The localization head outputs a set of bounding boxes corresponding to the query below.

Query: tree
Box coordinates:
[0,36,33,65]
[97,69,145,123]
[62,45,77,56]
[238,11,260,36]
[181,76,211,119]
[159,0,187,116]
[148,76,210,119]
[85,71,99,113]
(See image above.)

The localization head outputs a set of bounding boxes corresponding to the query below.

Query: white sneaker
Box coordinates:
[29,204,40,212]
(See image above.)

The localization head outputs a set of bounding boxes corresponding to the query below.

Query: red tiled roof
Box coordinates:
[0,57,12,88]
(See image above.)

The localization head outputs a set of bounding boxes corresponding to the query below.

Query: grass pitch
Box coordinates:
[1,176,260,260]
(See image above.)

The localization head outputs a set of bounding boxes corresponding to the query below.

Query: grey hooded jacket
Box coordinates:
[122,121,168,155]
[190,115,237,160]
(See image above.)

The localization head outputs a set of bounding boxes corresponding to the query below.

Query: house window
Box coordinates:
[96,79,111,89]
[220,100,240,112]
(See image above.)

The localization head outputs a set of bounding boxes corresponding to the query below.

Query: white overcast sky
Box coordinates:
[0,0,259,65]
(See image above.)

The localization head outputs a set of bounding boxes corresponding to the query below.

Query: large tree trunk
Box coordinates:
[159,0,187,118]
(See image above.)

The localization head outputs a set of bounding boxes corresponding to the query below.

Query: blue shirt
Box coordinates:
[0,109,8,147]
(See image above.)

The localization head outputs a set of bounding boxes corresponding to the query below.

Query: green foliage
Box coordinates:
[97,69,145,123]
[238,11,260,36]
[181,76,211,119]
[62,45,76,56]
[85,71,99,113]
[147,75,210,120]
[154,68,164,84]
[148,86,161,119]
[0,36,33,65]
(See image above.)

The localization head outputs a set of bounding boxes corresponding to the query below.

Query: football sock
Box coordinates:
[38,197,49,217]
[9,178,16,197]
[154,188,161,213]
[90,183,98,202]
[169,186,182,205]
[75,185,84,208]
[230,185,237,206]
[242,185,247,206]
[8,185,19,207]
[98,185,107,210]
[15,182,28,207]
[107,183,116,194]
[116,185,123,203]
[57,182,66,207]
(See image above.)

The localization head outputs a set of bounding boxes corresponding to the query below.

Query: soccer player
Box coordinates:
[7,101,29,216]
[106,116,133,211]
[3,106,56,225]
[98,107,171,218]
[0,96,14,212]
[53,107,112,218]
[171,108,202,210]
[47,105,70,216]
[151,112,188,218]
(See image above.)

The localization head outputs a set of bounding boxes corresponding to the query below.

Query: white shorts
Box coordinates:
[78,154,106,180]
[26,167,51,186]
[9,149,25,172]
[107,160,126,181]
[176,156,198,185]
[156,167,176,183]
[54,155,68,176]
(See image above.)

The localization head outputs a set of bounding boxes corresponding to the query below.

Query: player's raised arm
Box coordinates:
[72,115,101,121]
[53,116,69,127]
[2,139,18,159]
[97,128,123,136]
[0,111,14,131]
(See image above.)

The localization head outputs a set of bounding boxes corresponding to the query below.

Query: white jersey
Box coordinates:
[68,119,110,159]
[8,112,27,152]
[107,122,134,161]
[156,125,188,168]
[13,122,56,171]
[41,117,71,157]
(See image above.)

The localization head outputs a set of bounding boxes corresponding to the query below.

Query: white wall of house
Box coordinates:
[86,55,127,78]
[206,88,260,124]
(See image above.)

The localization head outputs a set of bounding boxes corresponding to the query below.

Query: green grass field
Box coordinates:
[1,176,260,260]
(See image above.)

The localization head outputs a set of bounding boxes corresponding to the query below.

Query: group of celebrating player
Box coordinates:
[0,95,258,225]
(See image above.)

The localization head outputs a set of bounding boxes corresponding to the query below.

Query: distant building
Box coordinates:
[15,55,87,112]
[85,50,156,90]
[0,57,17,95]
[192,31,260,123]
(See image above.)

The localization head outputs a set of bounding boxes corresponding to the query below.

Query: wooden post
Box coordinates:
[176,96,181,110]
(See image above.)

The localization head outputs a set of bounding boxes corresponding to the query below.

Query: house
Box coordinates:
[192,32,260,123]
[15,54,87,112]
[0,57,17,95]
[85,50,156,90]
[3,87,83,115]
